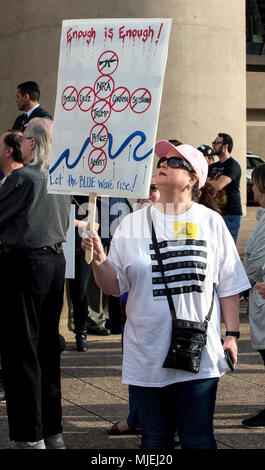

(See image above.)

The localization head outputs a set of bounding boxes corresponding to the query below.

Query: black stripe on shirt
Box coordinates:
[149,239,207,250]
[152,272,206,285]
[151,260,207,272]
[151,249,207,260]
[153,284,203,296]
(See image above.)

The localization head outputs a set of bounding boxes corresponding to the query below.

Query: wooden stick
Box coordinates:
[85,193,97,264]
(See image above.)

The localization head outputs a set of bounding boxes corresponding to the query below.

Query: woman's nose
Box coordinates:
[160,160,168,168]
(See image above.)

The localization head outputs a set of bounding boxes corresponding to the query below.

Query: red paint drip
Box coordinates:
[155,23,163,45]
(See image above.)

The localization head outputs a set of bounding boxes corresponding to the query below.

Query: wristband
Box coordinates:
[225,331,240,339]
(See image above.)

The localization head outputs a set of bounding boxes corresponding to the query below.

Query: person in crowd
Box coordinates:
[106,177,160,436]
[12,81,52,132]
[197,144,215,165]
[66,195,111,352]
[208,133,242,243]
[82,140,250,449]
[241,163,265,429]
[0,129,23,405]
[138,176,160,208]
[0,119,71,449]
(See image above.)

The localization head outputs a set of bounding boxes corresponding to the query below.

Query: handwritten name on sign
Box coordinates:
[48,19,172,198]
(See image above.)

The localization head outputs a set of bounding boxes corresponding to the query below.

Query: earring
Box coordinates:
[186,184,191,190]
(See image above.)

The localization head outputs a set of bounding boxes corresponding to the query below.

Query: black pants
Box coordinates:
[0,249,65,442]
[68,247,92,334]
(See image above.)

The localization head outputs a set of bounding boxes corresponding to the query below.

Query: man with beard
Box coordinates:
[208,133,242,243]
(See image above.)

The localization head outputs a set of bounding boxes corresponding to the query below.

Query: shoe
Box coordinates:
[76,334,88,352]
[87,326,111,336]
[105,420,141,435]
[174,434,181,447]
[59,334,66,353]
[241,409,265,428]
[44,433,66,449]
[8,440,46,449]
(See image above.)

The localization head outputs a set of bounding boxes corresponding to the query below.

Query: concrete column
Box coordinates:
[0,0,246,205]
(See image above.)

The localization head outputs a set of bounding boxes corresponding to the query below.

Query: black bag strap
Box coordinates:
[147,205,215,325]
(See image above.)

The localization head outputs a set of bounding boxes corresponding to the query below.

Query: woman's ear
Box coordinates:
[190,174,199,186]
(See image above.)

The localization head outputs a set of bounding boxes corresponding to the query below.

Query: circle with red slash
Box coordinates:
[78,87,95,112]
[97,50,119,75]
[110,87,130,112]
[61,86,78,111]
[91,99,111,124]
[90,124,109,149]
[88,149,107,174]
[130,88,152,114]
[94,75,115,100]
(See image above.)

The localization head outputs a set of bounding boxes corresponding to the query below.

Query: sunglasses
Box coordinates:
[150,184,158,192]
[157,156,194,173]
[212,141,223,146]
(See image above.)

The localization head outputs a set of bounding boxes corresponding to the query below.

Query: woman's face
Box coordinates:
[253,181,265,207]
[149,177,160,203]
[139,177,160,206]
[156,149,198,191]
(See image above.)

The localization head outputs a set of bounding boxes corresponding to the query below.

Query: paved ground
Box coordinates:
[0,205,265,452]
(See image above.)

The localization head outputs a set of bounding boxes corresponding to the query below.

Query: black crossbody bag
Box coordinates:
[147,206,215,373]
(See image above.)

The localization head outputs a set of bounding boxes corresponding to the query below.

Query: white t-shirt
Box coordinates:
[108,203,250,387]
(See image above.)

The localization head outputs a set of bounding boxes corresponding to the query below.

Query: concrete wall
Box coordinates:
[0,0,247,203]
[247,71,265,159]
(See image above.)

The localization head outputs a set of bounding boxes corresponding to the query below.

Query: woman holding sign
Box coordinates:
[81,141,250,449]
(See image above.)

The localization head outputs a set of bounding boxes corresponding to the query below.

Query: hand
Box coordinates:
[255,282,265,300]
[81,229,106,264]
[222,336,238,366]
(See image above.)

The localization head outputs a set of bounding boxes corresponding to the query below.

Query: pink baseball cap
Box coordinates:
[155,140,208,189]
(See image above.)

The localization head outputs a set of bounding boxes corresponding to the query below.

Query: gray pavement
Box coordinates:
[0,205,265,450]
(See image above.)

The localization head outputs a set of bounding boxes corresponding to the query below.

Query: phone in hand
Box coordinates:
[224,349,235,371]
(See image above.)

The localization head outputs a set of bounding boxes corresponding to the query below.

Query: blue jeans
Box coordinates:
[127,384,140,428]
[131,378,219,449]
[223,215,242,243]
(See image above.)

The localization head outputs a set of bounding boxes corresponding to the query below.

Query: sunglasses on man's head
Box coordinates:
[157,156,194,173]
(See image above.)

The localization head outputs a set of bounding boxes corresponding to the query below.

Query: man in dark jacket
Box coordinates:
[12,81,52,132]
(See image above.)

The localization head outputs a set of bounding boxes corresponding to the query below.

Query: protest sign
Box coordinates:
[47,18,172,199]
[63,204,75,278]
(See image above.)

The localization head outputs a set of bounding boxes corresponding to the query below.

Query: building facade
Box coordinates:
[0,0,247,203]
[246,0,265,159]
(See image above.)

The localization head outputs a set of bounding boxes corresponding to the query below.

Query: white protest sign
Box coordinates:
[63,204,75,278]
[47,18,172,199]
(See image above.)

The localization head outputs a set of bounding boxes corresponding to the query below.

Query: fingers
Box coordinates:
[81,230,106,264]
[222,337,238,365]
[81,230,99,251]
[255,282,265,299]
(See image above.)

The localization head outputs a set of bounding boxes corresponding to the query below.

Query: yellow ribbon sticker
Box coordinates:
[173,222,198,239]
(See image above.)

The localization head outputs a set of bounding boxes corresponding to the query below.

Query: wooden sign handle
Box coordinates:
[85,193,97,264]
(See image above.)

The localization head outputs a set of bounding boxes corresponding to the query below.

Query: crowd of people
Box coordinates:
[0,80,265,449]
